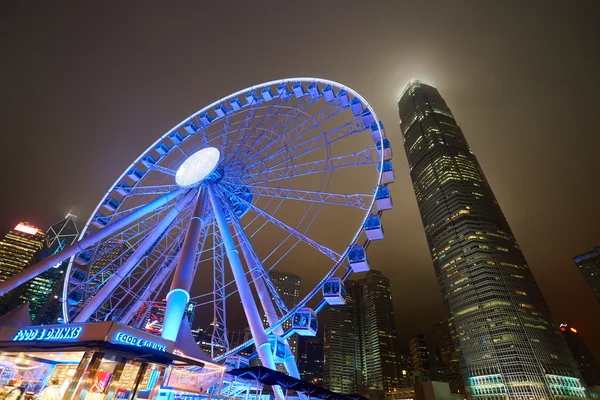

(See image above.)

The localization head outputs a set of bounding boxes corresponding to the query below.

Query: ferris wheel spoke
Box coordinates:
[147,164,177,176]
[243,114,365,174]
[73,189,197,322]
[223,186,340,262]
[235,96,321,170]
[231,148,376,185]
[225,96,290,168]
[225,181,371,210]
[117,184,182,197]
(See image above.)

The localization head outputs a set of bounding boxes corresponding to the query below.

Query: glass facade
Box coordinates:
[398,81,586,399]
[435,320,465,394]
[356,270,403,393]
[573,247,600,304]
[266,270,301,359]
[409,334,431,384]
[0,222,48,320]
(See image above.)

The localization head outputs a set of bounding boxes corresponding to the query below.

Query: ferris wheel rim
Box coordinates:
[62,77,385,338]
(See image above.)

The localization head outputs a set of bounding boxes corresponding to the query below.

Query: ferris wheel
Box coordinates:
[0,78,394,384]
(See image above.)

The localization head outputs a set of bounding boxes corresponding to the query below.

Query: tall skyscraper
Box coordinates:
[34,214,80,324]
[573,247,600,304]
[560,323,600,388]
[355,270,403,393]
[323,280,362,394]
[0,222,48,320]
[298,338,324,385]
[435,321,465,394]
[266,270,301,358]
[398,80,586,399]
[409,334,431,384]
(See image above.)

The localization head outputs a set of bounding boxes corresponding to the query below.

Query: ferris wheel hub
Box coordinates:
[175,147,221,187]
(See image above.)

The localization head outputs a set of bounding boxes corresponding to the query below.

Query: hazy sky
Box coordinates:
[1,1,599,359]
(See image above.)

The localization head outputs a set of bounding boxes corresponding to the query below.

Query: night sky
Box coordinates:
[1,2,599,359]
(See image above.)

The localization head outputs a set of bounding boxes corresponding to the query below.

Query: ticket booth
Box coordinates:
[0,319,225,400]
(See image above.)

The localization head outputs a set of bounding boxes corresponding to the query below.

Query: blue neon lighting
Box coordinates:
[115,332,167,352]
[12,326,82,341]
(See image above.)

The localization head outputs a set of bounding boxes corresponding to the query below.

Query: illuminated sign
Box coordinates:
[14,223,39,235]
[114,332,167,352]
[12,326,82,342]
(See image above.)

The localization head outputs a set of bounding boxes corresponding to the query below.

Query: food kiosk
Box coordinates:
[0,313,225,400]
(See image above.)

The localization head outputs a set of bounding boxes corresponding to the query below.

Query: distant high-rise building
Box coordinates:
[266,270,301,358]
[435,321,465,394]
[398,80,586,398]
[34,214,79,325]
[573,247,600,304]
[560,323,600,387]
[298,338,324,386]
[356,270,403,393]
[140,299,197,336]
[323,280,362,394]
[227,328,253,357]
[409,334,431,384]
[0,222,48,320]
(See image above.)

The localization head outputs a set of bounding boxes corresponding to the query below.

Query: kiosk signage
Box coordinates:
[12,326,83,341]
[114,332,168,352]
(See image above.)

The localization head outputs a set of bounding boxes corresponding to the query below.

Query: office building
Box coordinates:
[410,334,431,384]
[435,321,465,394]
[34,214,80,324]
[141,299,197,335]
[323,280,362,394]
[560,323,600,387]
[298,338,324,385]
[266,270,301,358]
[398,80,586,398]
[356,270,403,393]
[573,247,600,304]
[0,222,48,319]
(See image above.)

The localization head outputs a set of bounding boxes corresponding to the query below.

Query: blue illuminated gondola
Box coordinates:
[127,168,144,182]
[377,160,395,184]
[323,277,346,305]
[348,244,370,273]
[376,138,393,161]
[371,121,386,141]
[67,290,84,306]
[74,251,92,266]
[155,142,171,157]
[292,308,318,337]
[184,120,199,135]
[102,197,120,213]
[375,185,393,211]
[293,82,306,98]
[69,269,87,285]
[364,214,384,241]
[267,335,289,362]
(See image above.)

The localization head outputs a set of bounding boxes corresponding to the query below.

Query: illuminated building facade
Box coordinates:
[355,270,403,393]
[398,80,586,399]
[141,300,197,335]
[266,270,301,358]
[298,338,324,385]
[560,323,600,387]
[323,280,362,394]
[573,247,600,304]
[34,214,80,324]
[0,222,48,320]
[435,321,465,394]
[409,334,431,384]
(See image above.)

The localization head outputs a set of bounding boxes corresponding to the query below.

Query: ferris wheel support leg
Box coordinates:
[74,190,196,322]
[206,183,284,400]
[0,188,186,297]
[162,188,207,342]
[232,220,307,398]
